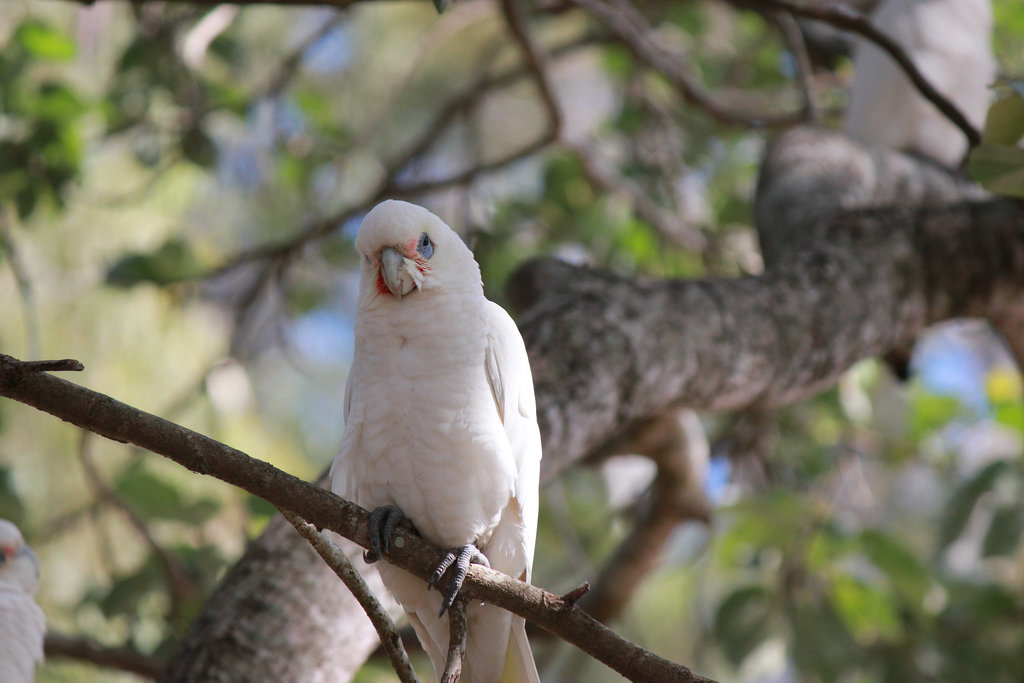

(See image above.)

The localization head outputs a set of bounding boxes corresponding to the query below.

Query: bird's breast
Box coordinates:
[343,298,514,548]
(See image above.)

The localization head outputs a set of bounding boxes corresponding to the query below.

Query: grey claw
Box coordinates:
[366,505,406,564]
[431,544,488,617]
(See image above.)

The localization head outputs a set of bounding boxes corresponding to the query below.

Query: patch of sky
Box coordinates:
[217,138,266,191]
[303,23,353,75]
[340,213,366,240]
[289,308,355,365]
[913,330,991,416]
[705,455,731,504]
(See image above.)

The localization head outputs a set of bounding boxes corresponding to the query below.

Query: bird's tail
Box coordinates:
[499,616,540,683]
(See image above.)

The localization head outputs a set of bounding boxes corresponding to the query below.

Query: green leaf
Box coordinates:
[982,92,1024,145]
[790,603,861,681]
[993,401,1024,433]
[246,494,277,521]
[431,0,451,13]
[982,505,1023,557]
[106,238,204,288]
[859,530,929,607]
[115,468,183,521]
[908,391,961,441]
[28,82,84,121]
[181,126,216,168]
[0,467,26,525]
[602,44,634,80]
[967,143,1024,198]
[712,584,774,665]
[938,461,1009,552]
[15,22,76,61]
[95,559,163,618]
[176,498,221,526]
[831,574,903,643]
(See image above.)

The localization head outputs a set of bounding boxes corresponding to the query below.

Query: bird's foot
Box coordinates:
[363,504,409,564]
[428,543,489,617]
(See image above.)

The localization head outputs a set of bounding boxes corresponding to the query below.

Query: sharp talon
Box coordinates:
[368,505,406,562]
[434,544,488,617]
[428,551,457,591]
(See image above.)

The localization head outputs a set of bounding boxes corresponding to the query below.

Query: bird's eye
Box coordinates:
[417,232,434,259]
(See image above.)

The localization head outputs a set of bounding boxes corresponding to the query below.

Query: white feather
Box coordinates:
[844,0,995,166]
[331,200,541,683]
[0,520,44,683]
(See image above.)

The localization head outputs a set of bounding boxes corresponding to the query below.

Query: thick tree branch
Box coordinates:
[44,632,165,680]
[510,194,1024,484]
[0,354,714,683]
[161,508,386,683]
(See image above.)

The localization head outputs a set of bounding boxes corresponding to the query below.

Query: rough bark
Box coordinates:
[160,513,386,683]
[0,354,714,683]
[510,131,1023,484]
[12,127,1023,680]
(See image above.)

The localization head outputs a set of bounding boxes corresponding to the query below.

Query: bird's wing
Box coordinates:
[0,589,45,682]
[329,367,359,496]
[483,300,542,579]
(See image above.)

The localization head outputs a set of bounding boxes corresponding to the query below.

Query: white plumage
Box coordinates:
[0,519,45,683]
[331,200,541,683]
[844,0,995,166]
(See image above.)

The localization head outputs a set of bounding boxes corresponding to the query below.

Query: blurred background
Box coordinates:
[1,0,1023,681]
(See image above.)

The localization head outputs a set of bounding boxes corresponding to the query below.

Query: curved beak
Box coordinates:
[379,246,421,298]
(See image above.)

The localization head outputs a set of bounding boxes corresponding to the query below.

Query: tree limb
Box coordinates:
[732,0,981,147]
[441,598,468,683]
[280,510,420,683]
[509,195,1024,484]
[0,354,714,683]
[570,0,807,128]
[44,632,165,680]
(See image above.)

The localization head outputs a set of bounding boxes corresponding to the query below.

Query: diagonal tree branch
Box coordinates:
[570,0,807,128]
[732,0,981,147]
[509,195,1024,484]
[280,510,420,683]
[45,632,165,680]
[0,354,715,683]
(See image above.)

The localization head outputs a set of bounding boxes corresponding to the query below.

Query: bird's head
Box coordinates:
[354,200,480,302]
[0,519,39,594]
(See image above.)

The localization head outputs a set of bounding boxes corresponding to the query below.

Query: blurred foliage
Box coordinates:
[968,83,1024,197]
[0,2,1021,683]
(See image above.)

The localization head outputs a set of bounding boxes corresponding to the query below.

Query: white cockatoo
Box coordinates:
[0,519,44,682]
[330,200,542,683]
[844,0,996,166]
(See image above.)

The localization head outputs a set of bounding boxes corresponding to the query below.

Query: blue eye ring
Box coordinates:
[417,232,433,259]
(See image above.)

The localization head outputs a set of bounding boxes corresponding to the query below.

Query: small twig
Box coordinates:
[199,32,608,284]
[734,0,981,147]
[280,509,420,683]
[571,141,706,251]
[0,207,41,359]
[17,359,85,373]
[572,0,806,128]
[260,14,347,99]
[499,0,562,140]
[45,631,165,680]
[772,10,819,123]
[560,582,591,607]
[441,597,468,683]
